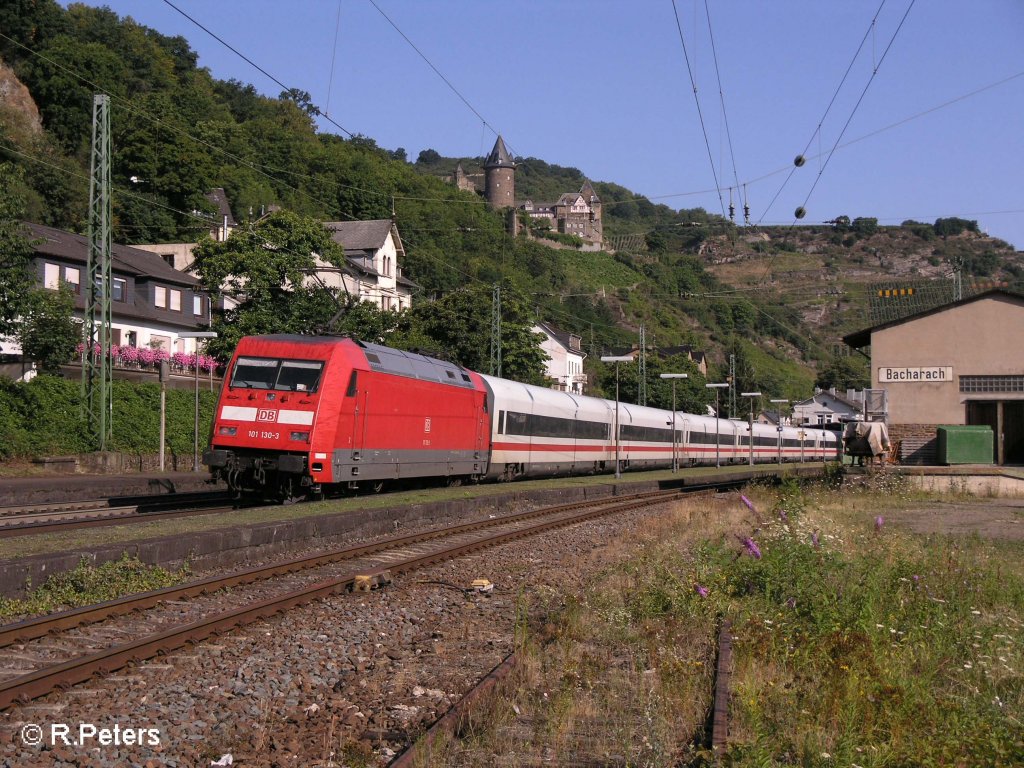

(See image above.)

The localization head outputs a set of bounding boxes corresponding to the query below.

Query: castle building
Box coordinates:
[521,179,603,245]
[483,136,516,208]
[476,135,603,246]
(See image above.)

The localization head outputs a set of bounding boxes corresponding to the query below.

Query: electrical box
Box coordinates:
[936,425,993,465]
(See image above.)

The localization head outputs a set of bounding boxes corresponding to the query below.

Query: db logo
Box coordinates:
[257,409,278,423]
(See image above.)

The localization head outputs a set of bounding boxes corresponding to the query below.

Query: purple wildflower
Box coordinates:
[785,597,797,609]
[875,515,885,532]
[742,537,762,560]
[811,529,820,549]
[779,508,788,523]
[695,584,709,598]
[740,494,757,515]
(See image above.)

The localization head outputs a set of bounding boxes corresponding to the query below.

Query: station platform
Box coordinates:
[0,470,221,506]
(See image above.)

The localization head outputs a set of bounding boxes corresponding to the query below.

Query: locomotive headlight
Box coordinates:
[218,426,238,436]
[290,431,310,442]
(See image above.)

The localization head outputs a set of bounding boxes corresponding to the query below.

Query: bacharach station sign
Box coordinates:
[878,366,953,383]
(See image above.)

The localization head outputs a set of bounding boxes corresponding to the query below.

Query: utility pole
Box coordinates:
[82,94,113,450]
[638,325,647,406]
[490,284,501,377]
[953,255,964,302]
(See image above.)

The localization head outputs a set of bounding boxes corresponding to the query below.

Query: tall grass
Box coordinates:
[436,481,1024,767]
[695,480,1024,766]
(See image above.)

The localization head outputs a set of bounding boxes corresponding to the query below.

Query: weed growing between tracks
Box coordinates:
[0,553,190,622]
[432,480,1024,767]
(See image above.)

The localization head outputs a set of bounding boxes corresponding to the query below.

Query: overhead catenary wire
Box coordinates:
[161,0,354,137]
[703,0,743,209]
[0,31,376,224]
[757,0,889,226]
[3,22,1014,231]
[366,0,518,157]
[755,0,917,287]
[793,0,917,219]
[324,0,343,118]
[669,0,727,218]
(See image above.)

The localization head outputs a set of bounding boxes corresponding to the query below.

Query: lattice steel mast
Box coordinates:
[638,325,647,406]
[82,94,113,449]
[490,284,501,377]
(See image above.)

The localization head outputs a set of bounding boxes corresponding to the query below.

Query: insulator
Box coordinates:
[794,206,806,219]
[728,203,735,221]
[794,155,806,167]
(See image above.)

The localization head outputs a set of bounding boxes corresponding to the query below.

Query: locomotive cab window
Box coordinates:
[230,357,324,393]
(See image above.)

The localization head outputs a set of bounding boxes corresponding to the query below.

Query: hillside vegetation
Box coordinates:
[1,1,1021,408]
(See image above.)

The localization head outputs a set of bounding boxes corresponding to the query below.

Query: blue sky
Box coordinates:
[73,1,1023,249]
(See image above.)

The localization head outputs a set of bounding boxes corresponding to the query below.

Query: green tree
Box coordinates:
[591,352,711,414]
[402,283,547,384]
[326,294,403,344]
[852,217,878,237]
[191,210,347,360]
[0,164,35,338]
[17,286,78,374]
[934,217,979,239]
[815,354,869,390]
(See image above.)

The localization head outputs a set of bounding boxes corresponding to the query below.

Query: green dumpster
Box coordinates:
[936,425,994,465]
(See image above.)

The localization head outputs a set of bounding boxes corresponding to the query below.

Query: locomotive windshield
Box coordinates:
[230,357,324,392]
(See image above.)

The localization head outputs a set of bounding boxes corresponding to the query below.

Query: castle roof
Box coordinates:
[484,135,514,169]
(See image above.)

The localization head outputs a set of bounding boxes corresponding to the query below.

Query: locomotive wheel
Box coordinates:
[447,476,463,488]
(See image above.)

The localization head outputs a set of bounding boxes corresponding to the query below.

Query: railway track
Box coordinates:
[0,490,235,538]
[0,486,692,710]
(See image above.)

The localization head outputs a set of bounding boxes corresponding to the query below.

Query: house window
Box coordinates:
[155,286,167,308]
[44,263,60,289]
[169,289,181,312]
[193,295,203,316]
[112,278,126,302]
[162,254,174,268]
[63,267,81,294]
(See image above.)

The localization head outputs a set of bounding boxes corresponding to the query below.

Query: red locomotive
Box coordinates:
[203,335,489,500]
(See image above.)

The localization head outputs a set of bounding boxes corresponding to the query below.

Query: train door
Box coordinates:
[350,379,368,460]
[474,393,487,470]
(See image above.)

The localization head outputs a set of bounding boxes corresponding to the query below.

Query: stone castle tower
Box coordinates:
[483,135,515,209]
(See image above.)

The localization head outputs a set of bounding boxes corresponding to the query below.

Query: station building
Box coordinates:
[843,289,1024,465]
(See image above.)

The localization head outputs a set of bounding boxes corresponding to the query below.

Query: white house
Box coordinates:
[792,388,863,426]
[1,223,214,378]
[323,219,417,311]
[534,321,587,393]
